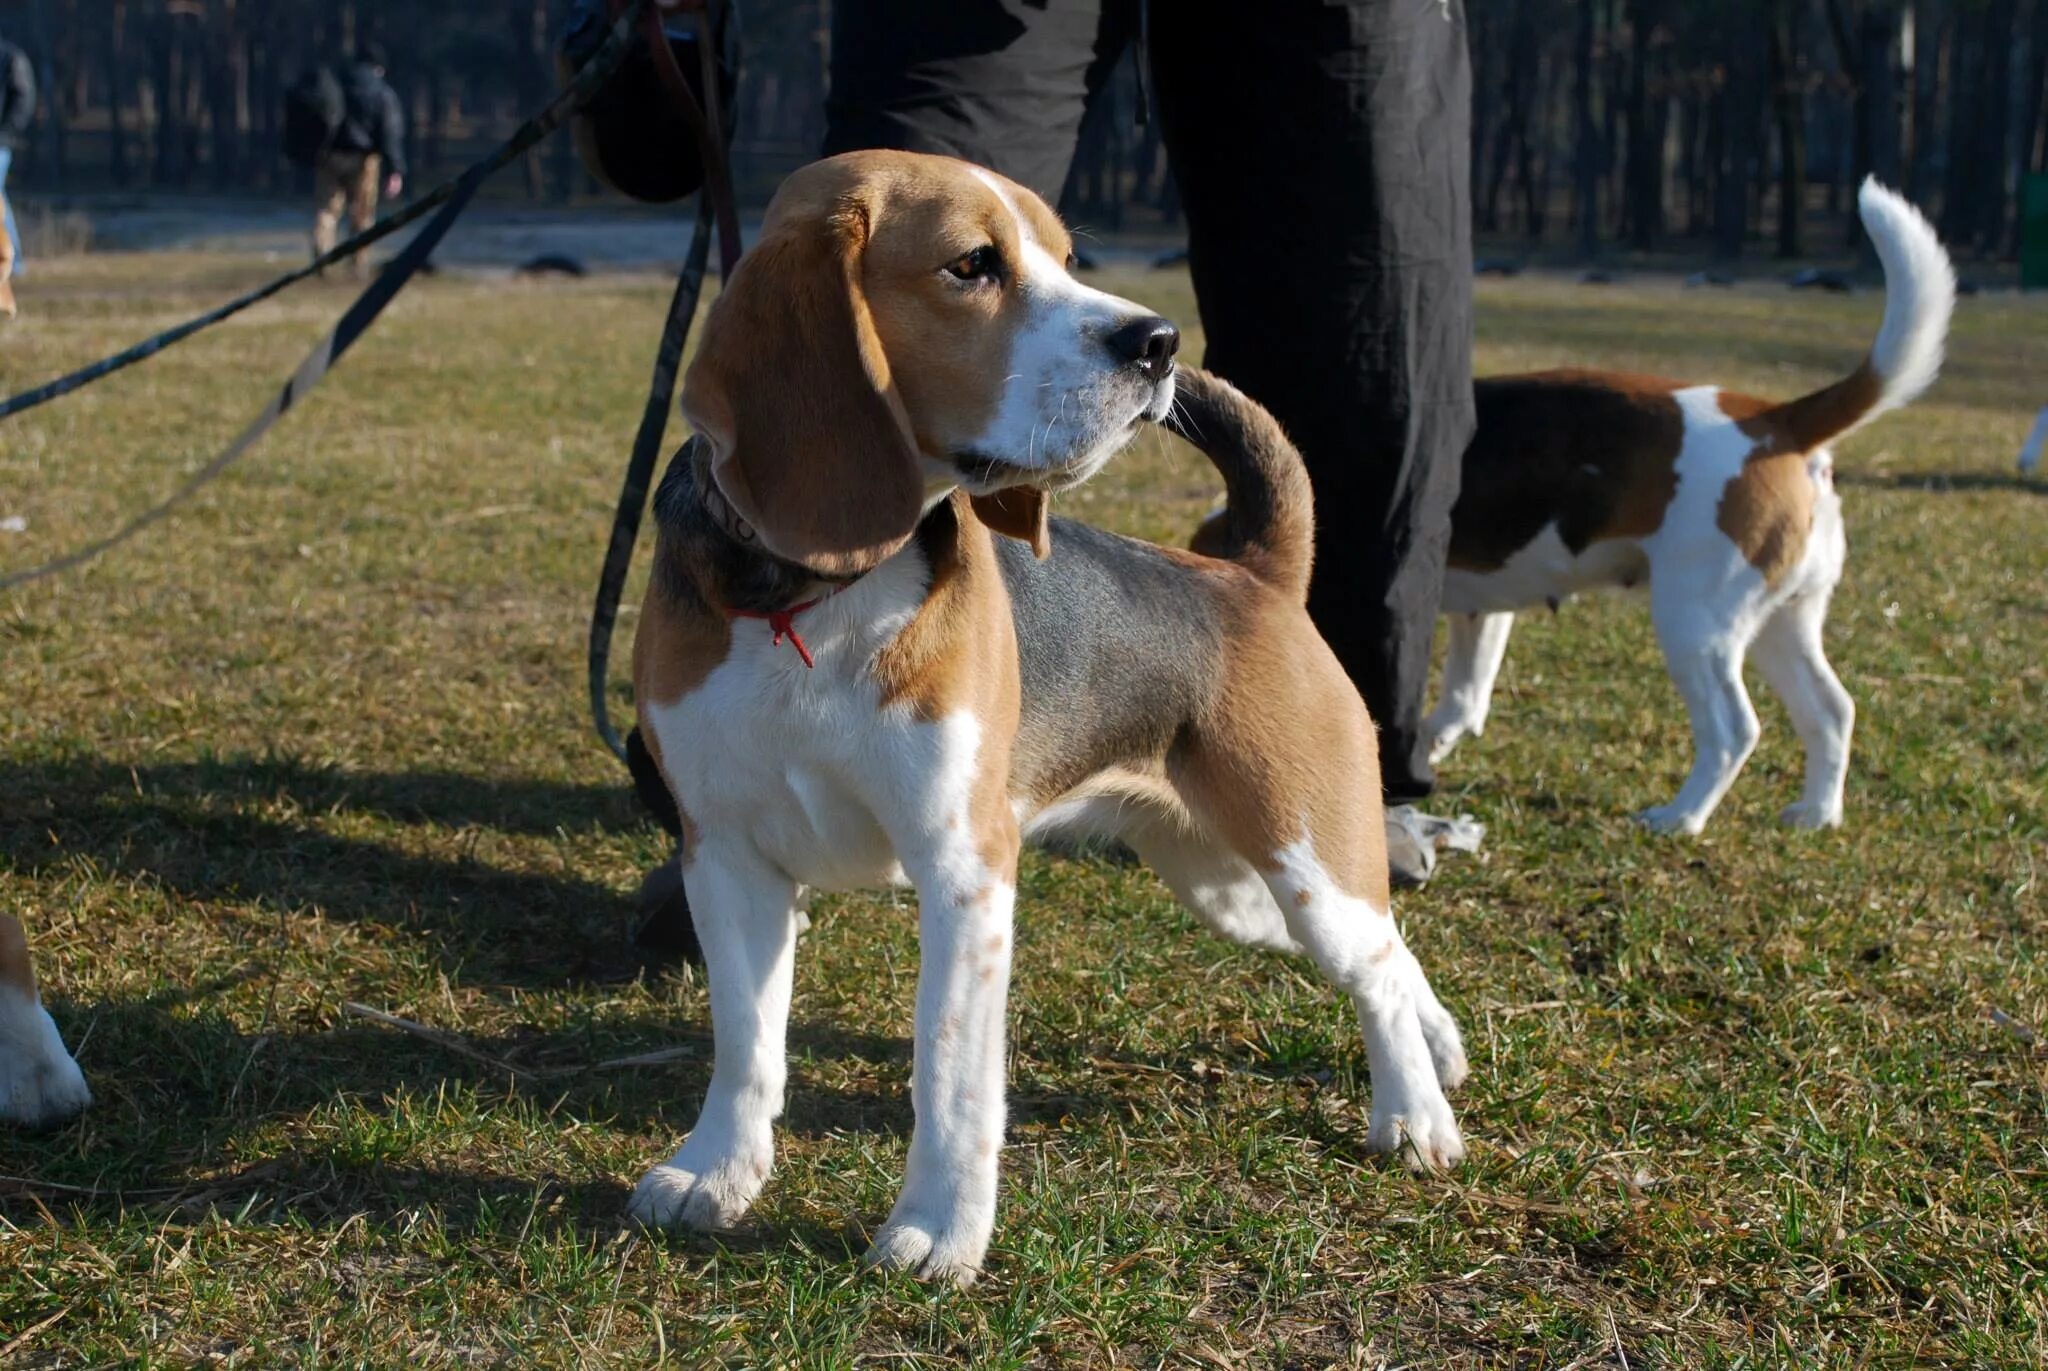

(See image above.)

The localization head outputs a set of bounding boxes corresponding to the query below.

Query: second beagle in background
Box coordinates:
[1422,180,1954,834]
[625,151,1467,1284]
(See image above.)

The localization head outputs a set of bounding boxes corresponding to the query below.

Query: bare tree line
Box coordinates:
[4,1,2044,261]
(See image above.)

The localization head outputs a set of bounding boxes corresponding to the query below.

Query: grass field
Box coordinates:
[2,248,2045,1367]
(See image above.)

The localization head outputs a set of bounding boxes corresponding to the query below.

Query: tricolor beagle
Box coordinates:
[1421,180,1954,834]
[625,151,1467,1283]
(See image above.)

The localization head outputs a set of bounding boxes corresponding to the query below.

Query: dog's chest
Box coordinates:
[643,561,959,892]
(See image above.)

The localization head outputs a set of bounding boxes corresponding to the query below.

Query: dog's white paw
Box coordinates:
[0,996,92,1129]
[627,1143,771,1233]
[864,1205,991,1286]
[1779,800,1842,830]
[1367,1084,1466,1171]
[1633,803,1706,836]
[863,1207,992,1287]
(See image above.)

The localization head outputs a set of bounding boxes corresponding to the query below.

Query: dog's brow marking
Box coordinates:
[968,167,1034,247]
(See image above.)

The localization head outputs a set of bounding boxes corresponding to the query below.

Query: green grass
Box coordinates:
[3,251,2046,1366]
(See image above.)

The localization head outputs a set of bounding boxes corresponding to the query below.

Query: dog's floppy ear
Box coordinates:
[969,487,1050,559]
[681,205,925,580]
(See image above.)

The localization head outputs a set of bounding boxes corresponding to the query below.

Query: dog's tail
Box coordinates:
[1760,178,1955,453]
[1165,366,1315,603]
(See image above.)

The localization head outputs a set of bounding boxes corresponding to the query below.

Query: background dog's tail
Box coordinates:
[1166,367,1315,602]
[1762,178,1955,453]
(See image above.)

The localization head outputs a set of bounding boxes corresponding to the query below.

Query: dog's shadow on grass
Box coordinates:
[0,752,659,988]
[2,751,1121,1233]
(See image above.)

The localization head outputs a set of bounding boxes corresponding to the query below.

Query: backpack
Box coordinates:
[282,66,345,169]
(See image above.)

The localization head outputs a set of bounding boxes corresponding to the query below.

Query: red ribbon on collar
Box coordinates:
[726,591,836,668]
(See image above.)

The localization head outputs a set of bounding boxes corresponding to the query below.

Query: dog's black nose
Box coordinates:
[1106,316,1180,379]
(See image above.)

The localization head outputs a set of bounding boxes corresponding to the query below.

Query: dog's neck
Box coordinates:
[651,439,968,617]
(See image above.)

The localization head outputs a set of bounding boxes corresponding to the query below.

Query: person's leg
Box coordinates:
[1150,0,1475,804]
[346,153,382,280]
[824,0,1132,202]
[311,154,349,265]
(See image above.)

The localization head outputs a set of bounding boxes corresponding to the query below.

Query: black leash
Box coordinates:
[0,2,648,426]
[0,1,651,593]
[588,197,714,764]
[586,0,742,765]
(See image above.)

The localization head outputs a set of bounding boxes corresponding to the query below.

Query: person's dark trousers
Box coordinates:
[825,0,1475,803]
[1150,2,1473,802]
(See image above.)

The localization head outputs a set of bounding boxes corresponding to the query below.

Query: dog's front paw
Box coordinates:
[1779,800,1842,830]
[1367,1085,1466,1171]
[0,998,92,1129]
[1633,803,1706,836]
[627,1142,772,1233]
[863,1204,994,1287]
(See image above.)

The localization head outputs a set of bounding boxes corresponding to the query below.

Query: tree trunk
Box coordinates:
[1718,7,1763,258]
[1574,0,1601,256]
[1771,1,1809,257]
[1974,0,2017,251]
[105,3,129,187]
[1625,0,1667,249]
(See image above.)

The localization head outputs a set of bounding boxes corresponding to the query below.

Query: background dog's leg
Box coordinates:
[1751,591,1854,829]
[1422,611,1517,767]
[866,833,1017,1286]
[628,843,799,1233]
[1641,591,1762,834]
[0,914,92,1128]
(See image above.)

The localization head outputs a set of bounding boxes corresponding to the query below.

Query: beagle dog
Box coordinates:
[626,151,1467,1283]
[1420,180,1954,834]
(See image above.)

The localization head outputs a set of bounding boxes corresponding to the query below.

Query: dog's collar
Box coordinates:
[725,588,844,669]
[676,442,862,667]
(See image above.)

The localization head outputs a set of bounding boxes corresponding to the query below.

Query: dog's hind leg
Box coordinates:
[1421,611,1516,768]
[1751,589,1853,829]
[629,841,799,1233]
[1638,584,1763,835]
[0,914,92,1128]
[1177,639,1466,1168]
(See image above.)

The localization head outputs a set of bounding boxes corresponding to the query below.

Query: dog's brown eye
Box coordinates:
[945,246,1000,282]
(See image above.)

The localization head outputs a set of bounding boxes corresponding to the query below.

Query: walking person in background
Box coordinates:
[0,30,36,295]
[311,44,407,279]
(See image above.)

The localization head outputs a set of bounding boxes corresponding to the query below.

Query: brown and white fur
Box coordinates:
[1423,180,1954,834]
[626,151,1466,1284]
[0,914,91,1126]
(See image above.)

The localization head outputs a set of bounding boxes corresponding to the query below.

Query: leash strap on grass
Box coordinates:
[0,0,648,425]
[0,172,484,592]
[587,196,714,764]
[0,2,649,592]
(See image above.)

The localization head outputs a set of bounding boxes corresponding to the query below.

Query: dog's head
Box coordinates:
[681,150,1178,577]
